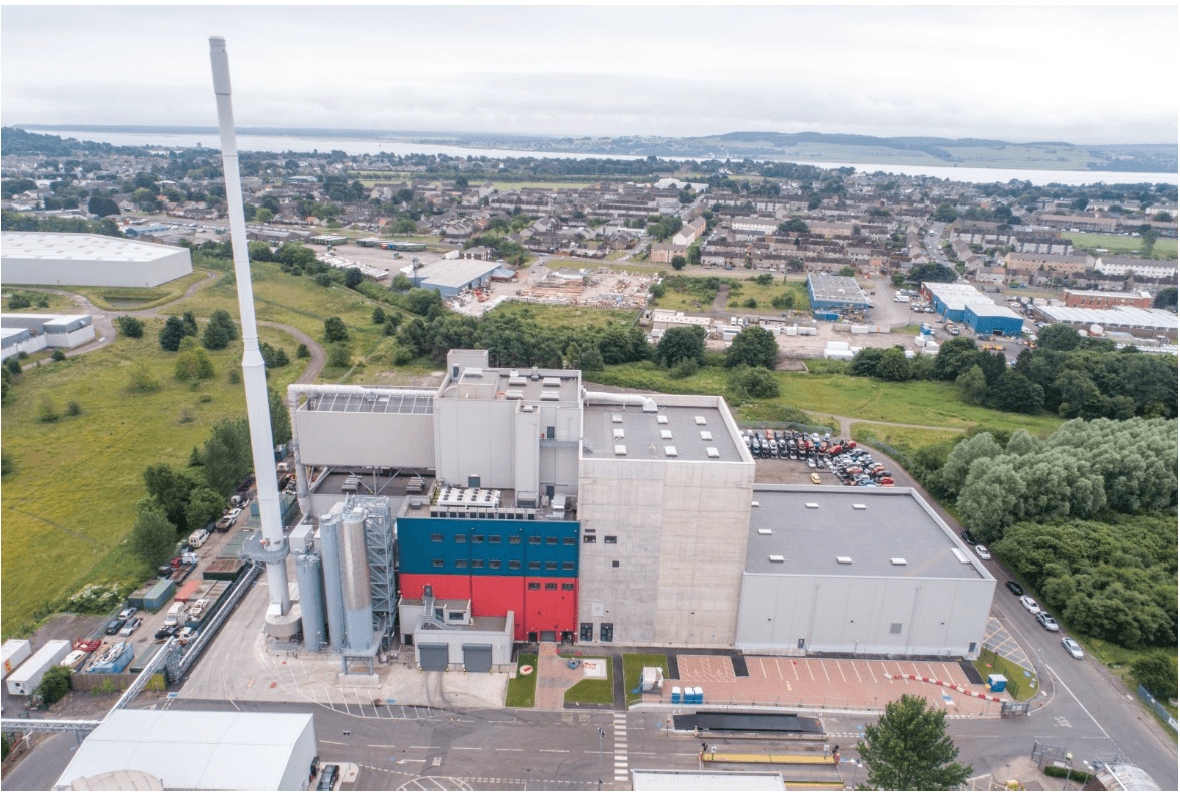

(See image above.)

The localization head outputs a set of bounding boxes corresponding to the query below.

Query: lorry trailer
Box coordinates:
[6,639,71,695]
[2,639,32,680]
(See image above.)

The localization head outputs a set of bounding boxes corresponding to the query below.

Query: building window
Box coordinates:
[562,562,574,571]
[455,559,467,569]
[509,560,521,570]
[583,535,596,544]
[430,533,443,543]
[432,559,444,568]
[473,535,484,543]
[509,535,521,544]
[489,535,501,544]
[612,560,619,568]
[546,537,558,546]
[489,559,501,570]
[528,561,541,571]
[448,611,465,621]
[545,561,557,570]
[472,559,484,569]
[562,583,575,591]
[455,534,466,543]
[604,535,617,544]
[563,537,575,545]
[890,623,902,635]
[528,536,541,545]
[545,583,558,590]
[528,582,541,590]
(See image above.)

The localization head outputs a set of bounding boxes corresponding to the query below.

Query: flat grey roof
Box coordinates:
[437,366,582,404]
[1,232,185,262]
[965,302,1022,320]
[808,273,871,305]
[300,390,434,415]
[582,403,744,463]
[632,770,785,791]
[416,258,504,289]
[1038,305,1178,330]
[745,486,989,580]
[923,282,997,311]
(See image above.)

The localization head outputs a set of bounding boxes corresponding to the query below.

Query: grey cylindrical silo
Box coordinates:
[340,508,374,651]
[319,513,346,652]
[294,551,326,650]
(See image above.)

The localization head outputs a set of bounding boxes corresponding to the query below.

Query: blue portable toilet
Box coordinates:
[987,673,1007,693]
[695,686,704,704]
[671,686,681,704]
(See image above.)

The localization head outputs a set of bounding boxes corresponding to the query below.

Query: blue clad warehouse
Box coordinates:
[963,302,1024,337]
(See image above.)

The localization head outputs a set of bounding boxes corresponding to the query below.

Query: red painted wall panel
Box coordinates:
[472,576,525,640]
[400,575,579,642]
[399,574,471,601]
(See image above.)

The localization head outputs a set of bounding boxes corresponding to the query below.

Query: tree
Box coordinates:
[778,218,809,234]
[344,268,364,289]
[955,364,988,405]
[87,194,119,217]
[327,343,352,368]
[858,694,972,790]
[726,326,779,369]
[201,419,252,497]
[875,346,912,381]
[655,325,706,368]
[184,487,226,534]
[158,316,187,351]
[933,202,959,223]
[372,306,386,325]
[1036,323,1082,352]
[255,207,274,224]
[296,343,310,358]
[181,311,199,337]
[130,500,178,567]
[324,316,349,343]
[988,369,1044,414]
[1131,653,1177,699]
[1153,287,1177,309]
[671,255,687,270]
[891,272,907,288]
[35,665,72,707]
[116,315,144,339]
[269,386,292,447]
[940,431,1004,495]
[837,266,856,277]
[728,365,780,399]
[201,310,238,351]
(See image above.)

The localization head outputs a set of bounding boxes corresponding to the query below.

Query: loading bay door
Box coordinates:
[419,643,449,671]
[462,644,492,673]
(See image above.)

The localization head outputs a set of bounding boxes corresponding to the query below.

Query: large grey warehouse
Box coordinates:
[0,232,193,287]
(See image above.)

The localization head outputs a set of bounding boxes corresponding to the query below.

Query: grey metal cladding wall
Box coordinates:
[296,410,435,467]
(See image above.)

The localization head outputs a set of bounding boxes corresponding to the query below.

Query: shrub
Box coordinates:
[1042,766,1093,783]
[6,357,21,375]
[296,343,310,358]
[37,396,60,423]
[227,369,241,384]
[51,349,67,362]
[128,362,160,393]
[7,293,31,309]
[327,343,352,368]
[35,666,71,706]
[115,315,145,338]
[66,401,82,416]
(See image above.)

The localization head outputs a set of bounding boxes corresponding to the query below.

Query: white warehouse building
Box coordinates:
[1,232,193,287]
[1,313,96,360]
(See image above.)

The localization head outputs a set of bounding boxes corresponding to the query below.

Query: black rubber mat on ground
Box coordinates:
[673,711,824,734]
[732,654,749,677]
[959,659,984,685]
[666,653,679,680]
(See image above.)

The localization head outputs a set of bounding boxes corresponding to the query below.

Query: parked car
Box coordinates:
[975,544,991,560]
[105,618,126,636]
[177,626,197,646]
[1019,596,1040,614]
[155,625,177,642]
[1061,637,1084,660]
[810,472,821,484]
[1037,612,1060,632]
[118,617,142,637]
[1005,581,1024,596]
[317,764,339,791]
[117,606,137,621]
[960,530,978,545]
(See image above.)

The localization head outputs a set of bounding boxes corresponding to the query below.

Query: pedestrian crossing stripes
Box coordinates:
[613,713,629,781]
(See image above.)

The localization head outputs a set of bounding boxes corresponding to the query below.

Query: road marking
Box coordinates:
[823,661,830,682]
[776,658,783,680]
[837,661,847,683]
[539,749,569,753]
[1044,663,1109,739]
[852,661,863,683]
[452,746,481,750]
[495,748,525,752]
[805,659,815,681]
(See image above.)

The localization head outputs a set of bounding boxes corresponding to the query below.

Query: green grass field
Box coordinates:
[563,655,614,704]
[40,271,211,311]
[487,302,639,329]
[0,320,307,637]
[1061,232,1178,260]
[850,423,967,449]
[505,653,538,708]
[1,290,78,313]
[973,648,1038,701]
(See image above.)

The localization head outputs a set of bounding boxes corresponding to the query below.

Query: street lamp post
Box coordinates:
[597,726,605,789]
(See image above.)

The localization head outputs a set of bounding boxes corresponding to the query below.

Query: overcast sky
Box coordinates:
[2,4,1176,144]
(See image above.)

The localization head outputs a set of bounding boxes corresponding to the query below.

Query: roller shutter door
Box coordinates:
[419,643,449,671]
[463,644,492,673]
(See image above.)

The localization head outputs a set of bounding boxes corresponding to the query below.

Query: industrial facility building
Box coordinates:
[53,710,317,791]
[735,486,994,656]
[962,302,1024,337]
[1,313,95,360]
[1,232,193,287]
[282,349,993,666]
[807,273,872,312]
[921,282,1000,324]
[409,258,510,297]
[1034,305,1178,340]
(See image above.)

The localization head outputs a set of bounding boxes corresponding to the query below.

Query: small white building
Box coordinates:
[54,710,317,791]
[1,232,193,287]
[1,313,95,360]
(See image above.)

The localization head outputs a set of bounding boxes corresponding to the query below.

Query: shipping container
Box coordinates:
[203,557,245,581]
[126,584,153,610]
[128,643,164,674]
[7,639,71,695]
[175,579,204,603]
[142,579,176,612]
[2,639,32,680]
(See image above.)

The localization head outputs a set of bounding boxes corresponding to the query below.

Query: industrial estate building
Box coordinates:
[281,349,995,670]
[53,710,317,791]
[922,282,1024,336]
[408,258,512,297]
[806,273,873,312]
[0,313,95,360]
[0,232,193,287]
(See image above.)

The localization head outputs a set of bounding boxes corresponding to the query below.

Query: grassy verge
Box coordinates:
[43,270,211,311]
[487,302,640,329]
[0,321,306,637]
[505,652,538,708]
[973,648,1037,701]
[624,653,670,707]
[563,656,613,705]
[850,423,966,449]
[1,290,78,313]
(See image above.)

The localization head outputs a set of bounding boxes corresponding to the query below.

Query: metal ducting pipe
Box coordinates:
[287,383,435,515]
[582,390,659,413]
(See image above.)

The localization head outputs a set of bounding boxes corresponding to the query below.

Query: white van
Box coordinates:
[163,602,187,627]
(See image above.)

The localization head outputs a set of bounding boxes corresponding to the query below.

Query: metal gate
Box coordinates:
[419,643,449,671]
[1001,700,1030,717]
[463,644,492,673]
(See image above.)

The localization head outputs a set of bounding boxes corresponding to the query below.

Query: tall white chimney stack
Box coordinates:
[208,36,290,615]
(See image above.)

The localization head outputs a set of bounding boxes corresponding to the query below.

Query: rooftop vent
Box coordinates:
[657,415,669,424]
[836,556,853,565]
[751,501,759,507]
[463,367,483,378]
[700,430,713,441]
[508,375,527,387]
[757,528,773,535]
[505,389,524,400]
[805,502,819,509]
[612,428,625,439]
[768,554,784,563]
[660,429,673,440]
[542,376,561,388]
[852,504,866,510]
[951,548,970,564]
[706,447,720,458]
[614,445,627,456]
[540,391,560,401]
[664,446,678,457]
[890,557,908,566]
[694,416,707,425]
[611,413,623,423]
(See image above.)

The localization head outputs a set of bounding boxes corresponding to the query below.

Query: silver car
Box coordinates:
[1037,612,1060,632]
[1061,637,1084,660]
[1019,596,1040,614]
